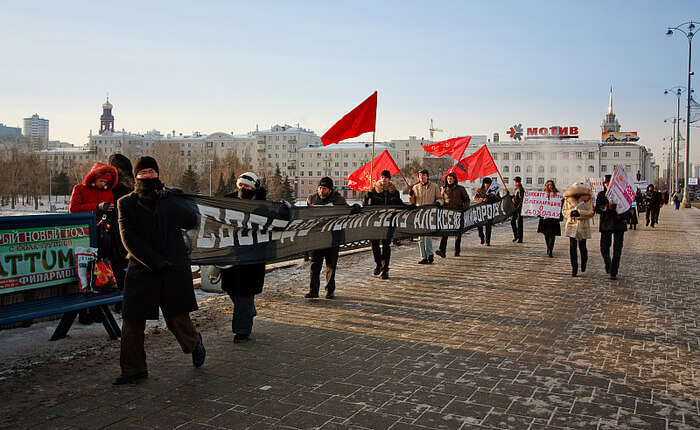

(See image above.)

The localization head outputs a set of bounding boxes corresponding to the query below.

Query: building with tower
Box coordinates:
[601,87,621,133]
[99,97,115,134]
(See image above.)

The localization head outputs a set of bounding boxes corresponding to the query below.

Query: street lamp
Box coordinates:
[207,159,213,196]
[667,20,697,207]
[663,118,677,189]
[664,87,688,190]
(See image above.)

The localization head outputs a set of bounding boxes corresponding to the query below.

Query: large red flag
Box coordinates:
[423,136,472,160]
[442,145,498,182]
[321,91,377,146]
[345,150,401,191]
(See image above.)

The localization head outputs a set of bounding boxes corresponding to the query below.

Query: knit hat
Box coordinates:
[418,169,429,175]
[237,172,260,189]
[514,176,522,183]
[108,153,133,177]
[133,156,159,177]
[319,176,334,189]
[380,170,392,179]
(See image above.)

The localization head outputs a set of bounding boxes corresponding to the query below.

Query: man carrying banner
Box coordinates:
[409,169,441,264]
[595,174,631,280]
[474,178,499,246]
[436,172,469,258]
[510,176,525,243]
[363,170,403,279]
[305,177,348,299]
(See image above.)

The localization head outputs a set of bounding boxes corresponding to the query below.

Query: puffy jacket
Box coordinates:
[363,181,403,206]
[69,162,119,215]
[562,182,594,239]
[441,183,470,210]
[307,190,347,206]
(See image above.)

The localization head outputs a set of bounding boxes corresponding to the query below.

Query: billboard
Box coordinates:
[602,132,639,142]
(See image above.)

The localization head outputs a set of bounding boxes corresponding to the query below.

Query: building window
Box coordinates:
[343,162,348,167]
[526,177,533,184]
[503,153,509,160]
[563,152,569,159]
[308,171,312,176]
[625,151,631,157]
[588,153,595,160]
[601,165,607,173]
[588,166,595,173]
[614,152,619,157]
[576,166,582,172]
[334,162,339,167]
[537,152,545,160]
[503,177,509,184]
[526,152,533,160]
[625,164,631,171]
[550,153,557,160]
[575,152,582,159]
[503,165,510,173]
[492,153,498,160]
[550,166,557,173]
[514,153,521,160]
[514,165,521,173]
[526,166,533,173]
[538,166,544,173]
[538,178,544,185]
[317,171,321,176]
[602,152,607,158]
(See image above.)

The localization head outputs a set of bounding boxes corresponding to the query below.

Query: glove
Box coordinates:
[206,266,221,282]
[408,189,415,197]
[156,188,171,199]
[570,209,580,218]
[435,201,441,207]
[98,202,113,211]
[351,203,362,214]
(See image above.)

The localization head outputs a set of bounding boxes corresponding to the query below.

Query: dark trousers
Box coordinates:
[600,231,624,277]
[120,313,198,376]
[439,235,462,255]
[544,234,556,256]
[309,247,340,294]
[478,224,492,244]
[569,238,588,271]
[225,294,256,336]
[371,239,391,273]
[646,207,657,226]
[510,213,523,241]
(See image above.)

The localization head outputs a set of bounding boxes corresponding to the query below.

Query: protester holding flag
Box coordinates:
[473,178,499,246]
[436,172,469,258]
[562,182,594,277]
[595,175,631,280]
[537,180,562,257]
[362,170,403,279]
[409,169,440,264]
[510,177,525,243]
[208,172,267,343]
[305,177,348,299]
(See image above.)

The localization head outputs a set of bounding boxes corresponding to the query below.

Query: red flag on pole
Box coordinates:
[442,145,498,182]
[321,91,377,146]
[423,136,472,160]
[345,150,401,191]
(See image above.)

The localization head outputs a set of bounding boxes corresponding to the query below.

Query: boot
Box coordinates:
[571,265,578,277]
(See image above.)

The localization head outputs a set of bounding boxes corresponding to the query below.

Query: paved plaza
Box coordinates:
[1,206,699,429]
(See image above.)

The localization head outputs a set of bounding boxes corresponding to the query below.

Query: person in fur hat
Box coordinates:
[436,172,469,258]
[362,170,403,279]
[562,182,595,277]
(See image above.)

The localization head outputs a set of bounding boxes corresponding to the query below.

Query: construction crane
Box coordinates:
[429,119,443,140]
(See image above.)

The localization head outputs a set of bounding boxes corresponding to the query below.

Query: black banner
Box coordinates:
[180,195,513,265]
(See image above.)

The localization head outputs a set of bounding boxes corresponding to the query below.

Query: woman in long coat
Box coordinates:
[115,156,204,385]
[562,182,595,276]
[537,180,562,257]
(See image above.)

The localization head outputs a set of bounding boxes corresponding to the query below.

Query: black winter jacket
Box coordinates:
[595,189,630,232]
[363,181,403,206]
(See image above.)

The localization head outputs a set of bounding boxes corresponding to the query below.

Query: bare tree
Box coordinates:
[152,142,185,188]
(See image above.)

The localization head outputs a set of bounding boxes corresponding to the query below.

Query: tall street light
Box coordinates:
[664,87,687,190]
[667,20,697,207]
[663,117,678,189]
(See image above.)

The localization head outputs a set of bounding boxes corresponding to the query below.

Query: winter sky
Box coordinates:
[2,0,699,166]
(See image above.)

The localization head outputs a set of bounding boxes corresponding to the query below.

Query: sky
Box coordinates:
[2,0,699,166]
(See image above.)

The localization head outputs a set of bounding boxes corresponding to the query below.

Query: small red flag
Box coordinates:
[345,150,401,191]
[423,136,472,160]
[442,145,498,182]
[321,91,377,146]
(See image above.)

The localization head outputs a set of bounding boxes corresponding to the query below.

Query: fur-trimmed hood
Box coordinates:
[563,182,592,200]
[374,180,397,194]
[82,162,118,191]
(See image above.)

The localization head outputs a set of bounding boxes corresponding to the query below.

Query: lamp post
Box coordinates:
[663,118,677,189]
[207,159,213,196]
[667,21,697,207]
[664,87,687,190]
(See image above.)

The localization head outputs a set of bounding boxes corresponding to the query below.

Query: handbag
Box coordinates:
[97,213,127,261]
[87,258,118,292]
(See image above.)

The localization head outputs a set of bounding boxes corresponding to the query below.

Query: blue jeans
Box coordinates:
[229,295,257,335]
[419,236,433,259]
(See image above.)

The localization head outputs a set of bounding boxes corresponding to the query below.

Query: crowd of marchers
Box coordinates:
[67,154,670,386]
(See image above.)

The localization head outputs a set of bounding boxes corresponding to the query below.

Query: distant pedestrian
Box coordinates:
[363,170,403,279]
[595,174,632,280]
[562,182,594,277]
[208,172,267,343]
[305,177,348,299]
[409,169,441,263]
[537,180,562,257]
[436,172,469,258]
[644,184,661,226]
[114,156,205,385]
[672,188,682,210]
[510,176,525,243]
[473,177,500,246]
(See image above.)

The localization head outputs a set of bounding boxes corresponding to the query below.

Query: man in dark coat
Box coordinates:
[436,172,469,258]
[114,156,205,385]
[510,176,525,243]
[363,170,403,279]
[305,176,348,299]
[473,177,500,246]
[643,184,661,227]
[207,172,267,343]
[595,174,631,280]
[107,153,135,313]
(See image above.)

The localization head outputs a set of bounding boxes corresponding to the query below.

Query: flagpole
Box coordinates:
[369,132,375,191]
[485,145,509,193]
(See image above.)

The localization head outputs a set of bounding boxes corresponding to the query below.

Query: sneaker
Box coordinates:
[192,333,206,367]
[304,292,319,298]
[373,267,381,276]
[113,371,148,385]
[435,250,446,258]
[418,259,428,264]
[380,272,389,280]
[233,334,250,343]
[428,255,434,264]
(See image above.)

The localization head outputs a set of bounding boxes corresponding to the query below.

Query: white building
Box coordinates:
[23,113,49,148]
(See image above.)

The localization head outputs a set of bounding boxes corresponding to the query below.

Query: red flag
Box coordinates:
[321,91,377,146]
[442,145,498,182]
[345,150,401,191]
[423,136,472,160]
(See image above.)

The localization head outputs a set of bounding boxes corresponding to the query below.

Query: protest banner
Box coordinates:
[607,165,635,214]
[181,194,513,266]
[586,177,604,195]
[521,191,563,219]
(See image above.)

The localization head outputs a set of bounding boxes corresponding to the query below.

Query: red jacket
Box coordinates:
[69,162,119,214]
